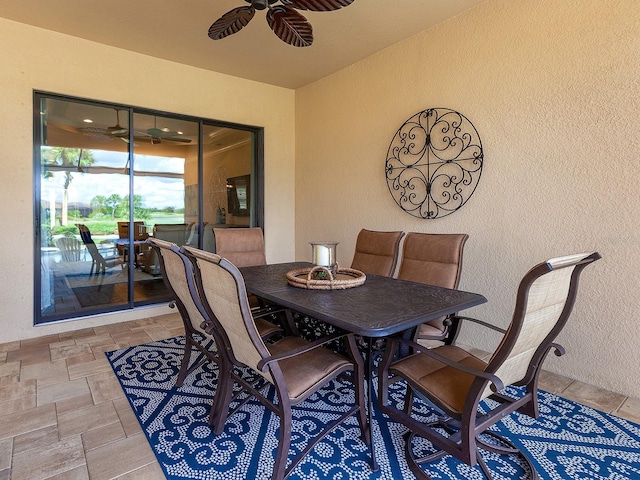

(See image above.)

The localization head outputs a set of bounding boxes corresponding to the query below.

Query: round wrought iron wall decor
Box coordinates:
[385,108,483,219]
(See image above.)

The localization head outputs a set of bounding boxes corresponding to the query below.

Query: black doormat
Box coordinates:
[73,280,168,308]
[73,284,117,307]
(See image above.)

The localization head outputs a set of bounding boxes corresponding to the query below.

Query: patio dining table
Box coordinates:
[110,238,149,267]
[239,261,487,470]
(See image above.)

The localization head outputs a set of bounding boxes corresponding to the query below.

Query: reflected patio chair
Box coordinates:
[350,228,405,277]
[55,237,83,262]
[182,246,371,480]
[154,223,189,244]
[76,224,124,275]
[117,221,147,264]
[140,223,190,274]
[378,252,601,480]
[396,233,469,346]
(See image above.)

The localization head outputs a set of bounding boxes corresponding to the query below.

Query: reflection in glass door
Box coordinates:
[35,93,262,325]
[130,112,198,303]
[38,99,137,319]
[202,125,253,252]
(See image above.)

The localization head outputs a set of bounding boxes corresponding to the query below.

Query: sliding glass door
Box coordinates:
[201,124,254,251]
[35,93,262,324]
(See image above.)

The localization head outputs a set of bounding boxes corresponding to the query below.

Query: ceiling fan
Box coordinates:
[208,0,355,48]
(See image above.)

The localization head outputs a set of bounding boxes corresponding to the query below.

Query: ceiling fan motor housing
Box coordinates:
[246,0,278,10]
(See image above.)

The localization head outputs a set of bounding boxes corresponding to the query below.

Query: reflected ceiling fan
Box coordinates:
[81,110,191,144]
[139,117,192,144]
[80,109,129,141]
[208,0,355,48]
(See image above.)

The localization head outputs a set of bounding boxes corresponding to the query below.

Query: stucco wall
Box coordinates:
[295,0,640,397]
[0,18,295,342]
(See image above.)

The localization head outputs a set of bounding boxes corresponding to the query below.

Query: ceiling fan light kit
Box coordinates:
[209,0,355,47]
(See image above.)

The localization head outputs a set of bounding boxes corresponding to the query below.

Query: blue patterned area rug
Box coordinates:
[106,336,640,480]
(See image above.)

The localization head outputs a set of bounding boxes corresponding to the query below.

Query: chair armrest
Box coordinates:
[448,315,507,334]
[257,332,352,372]
[549,342,566,357]
[252,306,287,319]
[386,336,504,392]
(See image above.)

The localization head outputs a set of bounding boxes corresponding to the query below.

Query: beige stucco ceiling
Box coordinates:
[0,0,485,89]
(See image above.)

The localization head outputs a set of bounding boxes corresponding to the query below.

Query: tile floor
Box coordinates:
[1,314,639,479]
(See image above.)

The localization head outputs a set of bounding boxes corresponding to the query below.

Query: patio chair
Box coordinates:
[396,232,469,346]
[212,227,280,315]
[76,224,124,275]
[147,239,283,383]
[213,227,267,267]
[377,252,601,480]
[55,237,83,262]
[182,246,371,480]
[146,237,222,388]
[350,229,405,277]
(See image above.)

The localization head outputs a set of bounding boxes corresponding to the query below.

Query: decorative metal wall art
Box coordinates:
[385,108,483,219]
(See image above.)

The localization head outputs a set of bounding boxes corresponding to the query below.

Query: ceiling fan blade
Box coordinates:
[146,127,165,137]
[281,0,354,11]
[107,109,128,136]
[160,136,192,143]
[266,6,313,47]
[208,6,255,40]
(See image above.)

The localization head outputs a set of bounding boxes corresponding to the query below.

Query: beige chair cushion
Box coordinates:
[390,345,487,415]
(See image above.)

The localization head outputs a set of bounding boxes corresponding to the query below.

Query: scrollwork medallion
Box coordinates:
[385,108,483,219]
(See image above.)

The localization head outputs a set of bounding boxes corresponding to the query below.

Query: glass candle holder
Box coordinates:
[310,241,339,278]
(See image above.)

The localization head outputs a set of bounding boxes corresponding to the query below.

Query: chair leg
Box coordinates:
[403,431,446,480]
[476,431,539,480]
[209,361,234,434]
[175,339,194,387]
[403,387,414,414]
[271,405,292,480]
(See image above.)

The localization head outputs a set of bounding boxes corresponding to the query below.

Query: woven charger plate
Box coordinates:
[286,266,366,290]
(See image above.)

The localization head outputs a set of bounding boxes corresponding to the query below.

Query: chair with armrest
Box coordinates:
[396,232,469,346]
[147,239,282,372]
[181,246,371,480]
[378,252,601,480]
[350,229,405,277]
[76,224,124,275]
[146,237,225,390]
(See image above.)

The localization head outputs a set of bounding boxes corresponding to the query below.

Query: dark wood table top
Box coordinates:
[240,262,487,337]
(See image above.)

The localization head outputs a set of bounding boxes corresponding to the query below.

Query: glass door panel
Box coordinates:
[202,125,253,252]
[38,99,132,319]
[35,93,263,325]
[131,113,199,303]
